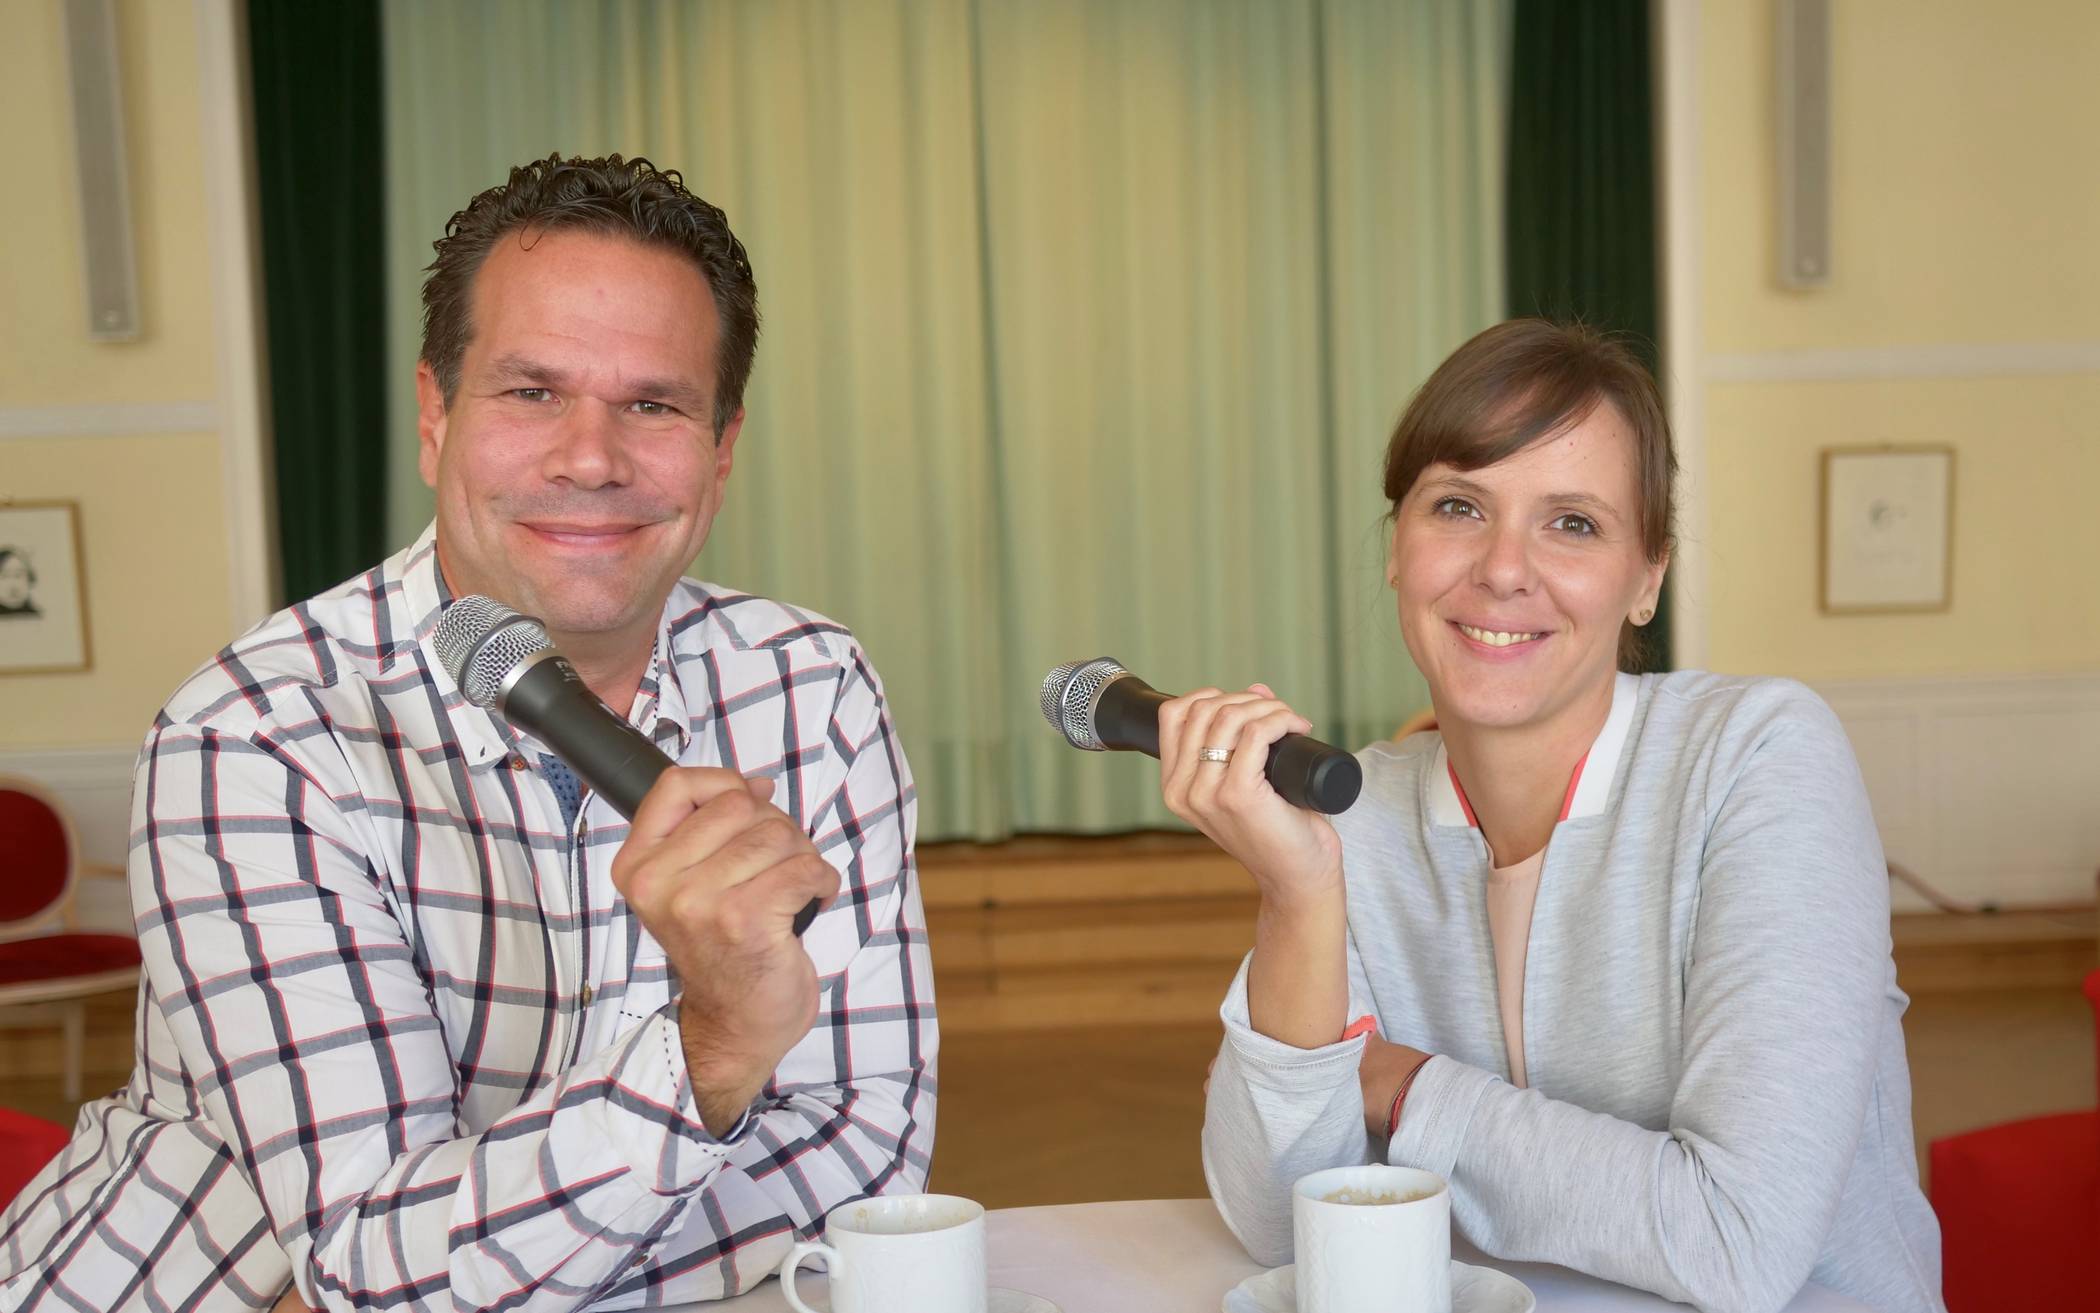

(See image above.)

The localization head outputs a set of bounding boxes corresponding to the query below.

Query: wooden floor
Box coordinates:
[4,969,2091,1210]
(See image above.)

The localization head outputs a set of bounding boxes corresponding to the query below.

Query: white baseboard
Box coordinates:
[9,675,2098,925]
[1815,673,2100,913]
[0,743,139,932]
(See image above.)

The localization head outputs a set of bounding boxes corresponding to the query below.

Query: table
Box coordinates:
[700,1198,1877,1312]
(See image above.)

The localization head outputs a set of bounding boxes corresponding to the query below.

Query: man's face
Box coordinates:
[417,229,742,650]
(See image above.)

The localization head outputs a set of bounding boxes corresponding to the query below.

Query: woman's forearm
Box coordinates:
[1245,884,1349,1048]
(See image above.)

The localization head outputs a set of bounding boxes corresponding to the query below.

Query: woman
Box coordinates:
[1166,321,1941,1313]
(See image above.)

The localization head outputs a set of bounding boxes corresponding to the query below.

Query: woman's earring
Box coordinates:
[1633,607,1655,626]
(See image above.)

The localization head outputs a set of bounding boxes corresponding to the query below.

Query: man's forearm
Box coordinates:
[679,995,774,1138]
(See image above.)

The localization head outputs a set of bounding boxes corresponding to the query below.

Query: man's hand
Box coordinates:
[610,768,841,1137]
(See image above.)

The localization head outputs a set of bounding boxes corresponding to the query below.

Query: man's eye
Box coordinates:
[512,388,552,403]
[631,400,671,416]
[1432,497,1481,519]
[1551,513,1598,536]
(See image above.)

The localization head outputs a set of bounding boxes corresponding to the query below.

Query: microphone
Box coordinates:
[434,595,820,936]
[1039,657,1362,814]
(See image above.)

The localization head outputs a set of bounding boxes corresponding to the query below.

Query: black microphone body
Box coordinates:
[462,623,820,937]
[497,652,676,819]
[1045,660,1363,814]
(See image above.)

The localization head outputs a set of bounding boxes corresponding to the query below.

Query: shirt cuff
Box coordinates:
[604,1003,749,1193]
[1218,954,1367,1094]
[1384,1054,1496,1182]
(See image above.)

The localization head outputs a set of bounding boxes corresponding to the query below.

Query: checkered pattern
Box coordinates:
[0,526,935,1311]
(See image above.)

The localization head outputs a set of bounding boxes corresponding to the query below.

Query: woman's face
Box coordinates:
[1388,401,1665,736]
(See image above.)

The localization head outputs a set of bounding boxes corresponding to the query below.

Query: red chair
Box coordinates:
[0,775,142,1102]
[0,1107,70,1210]
[1929,969,2100,1311]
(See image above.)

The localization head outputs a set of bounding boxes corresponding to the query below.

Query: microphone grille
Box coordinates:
[1039,657,1127,751]
[432,595,552,708]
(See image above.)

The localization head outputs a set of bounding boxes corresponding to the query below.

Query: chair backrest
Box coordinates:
[2085,968,2099,1107]
[0,775,76,938]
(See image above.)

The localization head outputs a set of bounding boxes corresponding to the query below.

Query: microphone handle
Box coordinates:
[1094,676,1363,815]
[502,655,820,935]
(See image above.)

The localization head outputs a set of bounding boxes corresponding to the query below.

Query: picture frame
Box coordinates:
[0,499,93,673]
[1819,446,1954,614]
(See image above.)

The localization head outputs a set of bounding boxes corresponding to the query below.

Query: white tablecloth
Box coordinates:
[697,1198,1876,1312]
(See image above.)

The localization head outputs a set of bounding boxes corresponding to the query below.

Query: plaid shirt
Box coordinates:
[0,526,935,1311]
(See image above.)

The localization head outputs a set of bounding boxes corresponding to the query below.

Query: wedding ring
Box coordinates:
[1197,746,1233,764]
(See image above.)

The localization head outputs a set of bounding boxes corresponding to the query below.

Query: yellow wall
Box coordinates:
[0,0,234,746]
[1697,0,2100,678]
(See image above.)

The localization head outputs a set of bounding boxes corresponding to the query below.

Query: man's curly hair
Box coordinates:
[420,153,760,435]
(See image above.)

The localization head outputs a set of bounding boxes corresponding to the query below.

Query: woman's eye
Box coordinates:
[1551,513,1598,536]
[1432,497,1481,520]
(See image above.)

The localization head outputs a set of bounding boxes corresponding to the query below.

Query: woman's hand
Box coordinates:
[1159,684,1343,905]
[1359,1034,1432,1139]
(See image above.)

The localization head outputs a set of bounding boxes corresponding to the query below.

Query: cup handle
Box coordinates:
[778,1239,840,1313]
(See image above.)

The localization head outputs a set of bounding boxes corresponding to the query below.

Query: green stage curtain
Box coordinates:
[250,0,389,605]
[1504,0,1670,668]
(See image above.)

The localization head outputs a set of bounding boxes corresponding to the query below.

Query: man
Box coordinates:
[0,548,40,617]
[0,154,935,1311]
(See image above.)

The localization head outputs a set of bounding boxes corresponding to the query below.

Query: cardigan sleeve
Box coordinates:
[1200,934,1383,1266]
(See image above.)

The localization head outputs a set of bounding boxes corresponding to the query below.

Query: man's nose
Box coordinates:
[542,400,633,489]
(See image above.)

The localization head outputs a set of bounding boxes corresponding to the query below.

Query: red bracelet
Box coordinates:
[1384,1058,1430,1139]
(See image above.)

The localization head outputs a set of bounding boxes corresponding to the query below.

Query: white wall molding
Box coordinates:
[0,401,219,440]
[1656,0,1709,672]
[1707,341,2100,384]
[197,0,280,633]
[1816,671,2100,912]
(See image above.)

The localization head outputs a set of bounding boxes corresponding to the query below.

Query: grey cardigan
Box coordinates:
[1201,672,1944,1313]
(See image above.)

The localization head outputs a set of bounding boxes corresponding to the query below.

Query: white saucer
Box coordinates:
[1223,1261,1534,1313]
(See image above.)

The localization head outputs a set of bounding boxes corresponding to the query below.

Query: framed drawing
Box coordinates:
[1819,446,1954,614]
[0,500,93,673]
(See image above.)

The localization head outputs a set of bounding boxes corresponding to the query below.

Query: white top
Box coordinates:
[1486,848,1546,1089]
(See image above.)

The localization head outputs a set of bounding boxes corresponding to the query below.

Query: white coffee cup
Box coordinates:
[1292,1164,1452,1313]
[778,1193,987,1313]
